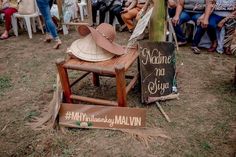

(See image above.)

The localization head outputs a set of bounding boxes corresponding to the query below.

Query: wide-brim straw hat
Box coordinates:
[68,34,115,62]
[77,23,125,56]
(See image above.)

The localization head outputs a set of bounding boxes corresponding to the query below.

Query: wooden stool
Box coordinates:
[56,49,139,107]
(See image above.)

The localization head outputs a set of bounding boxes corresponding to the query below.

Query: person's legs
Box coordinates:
[36,0,59,40]
[0,7,17,38]
[36,0,61,48]
[173,11,191,42]
[206,13,224,52]
[121,7,140,31]
[191,13,205,47]
[109,9,115,25]
[99,10,106,24]
[92,2,99,24]
[113,5,124,25]
[168,8,176,18]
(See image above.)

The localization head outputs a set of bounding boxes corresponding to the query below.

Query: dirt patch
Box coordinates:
[0,25,236,157]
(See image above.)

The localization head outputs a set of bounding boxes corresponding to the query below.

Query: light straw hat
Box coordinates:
[68,34,115,62]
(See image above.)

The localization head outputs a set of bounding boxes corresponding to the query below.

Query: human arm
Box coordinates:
[168,0,177,9]
[218,10,236,29]
[172,0,184,26]
[200,0,215,28]
[121,0,137,13]
[136,0,152,20]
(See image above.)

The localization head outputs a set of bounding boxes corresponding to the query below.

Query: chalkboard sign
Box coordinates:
[139,41,176,104]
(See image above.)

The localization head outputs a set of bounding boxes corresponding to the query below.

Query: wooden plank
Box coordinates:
[56,59,72,103]
[70,95,118,106]
[56,0,63,27]
[87,0,93,26]
[92,73,100,87]
[70,72,90,87]
[115,64,127,107]
[59,103,146,129]
[63,48,139,74]
[156,102,171,122]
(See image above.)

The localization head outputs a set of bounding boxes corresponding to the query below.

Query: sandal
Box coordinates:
[53,39,62,49]
[191,46,201,54]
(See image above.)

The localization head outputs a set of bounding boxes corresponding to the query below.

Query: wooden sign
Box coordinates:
[59,103,146,129]
[139,41,176,104]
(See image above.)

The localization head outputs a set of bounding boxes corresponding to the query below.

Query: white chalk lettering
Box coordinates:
[148,78,169,95]
[141,48,171,65]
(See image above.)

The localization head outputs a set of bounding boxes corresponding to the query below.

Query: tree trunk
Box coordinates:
[149,0,166,42]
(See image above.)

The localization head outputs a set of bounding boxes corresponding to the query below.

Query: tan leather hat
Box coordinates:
[77,23,125,56]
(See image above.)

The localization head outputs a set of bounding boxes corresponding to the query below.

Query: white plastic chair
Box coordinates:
[11,0,44,39]
[78,0,87,21]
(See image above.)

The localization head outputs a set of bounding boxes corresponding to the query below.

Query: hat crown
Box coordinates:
[96,23,115,42]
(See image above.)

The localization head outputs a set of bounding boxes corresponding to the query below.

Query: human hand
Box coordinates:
[136,10,144,21]
[172,15,179,26]
[121,7,129,13]
[200,18,209,28]
[217,20,225,29]
[197,14,204,25]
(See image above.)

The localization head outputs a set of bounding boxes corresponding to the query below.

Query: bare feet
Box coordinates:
[53,39,62,49]
[0,31,9,40]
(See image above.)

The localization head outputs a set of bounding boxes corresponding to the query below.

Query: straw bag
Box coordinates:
[17,0,36,15]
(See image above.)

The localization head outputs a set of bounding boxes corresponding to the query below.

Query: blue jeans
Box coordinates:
[109,5,124,25]
[36,0,59,40]
[207,13,224,43]
[174,11,204,46]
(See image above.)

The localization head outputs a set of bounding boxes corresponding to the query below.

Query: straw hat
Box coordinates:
[68,34,115,62]
[77,23,125,56]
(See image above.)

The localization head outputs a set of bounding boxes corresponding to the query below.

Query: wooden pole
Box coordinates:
[87,0,93,26]
[156,102,171,122]
[115,64,127,107]
[56,0,63,26]
[56,59,72,103]
[149,0,166,41]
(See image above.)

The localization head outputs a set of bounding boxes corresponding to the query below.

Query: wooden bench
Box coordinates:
[56,48,139,107]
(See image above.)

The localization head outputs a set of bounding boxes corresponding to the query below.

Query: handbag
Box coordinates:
[17,0,36,15]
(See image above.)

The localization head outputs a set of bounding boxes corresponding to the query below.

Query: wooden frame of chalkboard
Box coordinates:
[138,41,177,104]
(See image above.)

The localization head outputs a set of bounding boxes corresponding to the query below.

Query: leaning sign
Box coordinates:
[59,103,146,129]
[139,41,177,104]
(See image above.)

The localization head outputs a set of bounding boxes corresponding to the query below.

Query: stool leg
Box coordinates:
[115,64,127,107]
[56,59,72,103]
[92,73,100,87]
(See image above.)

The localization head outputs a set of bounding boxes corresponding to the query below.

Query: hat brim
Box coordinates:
[78,25,125,56]
[69,35,115,62]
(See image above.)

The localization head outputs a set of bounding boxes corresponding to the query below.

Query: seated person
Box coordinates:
[0,0,17,39]
[92,0,114,25]
[168,0,177,17]
[121,0,147,33]
[172,0,214,54]
[109,0,125,28]
[206,0,236,53]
